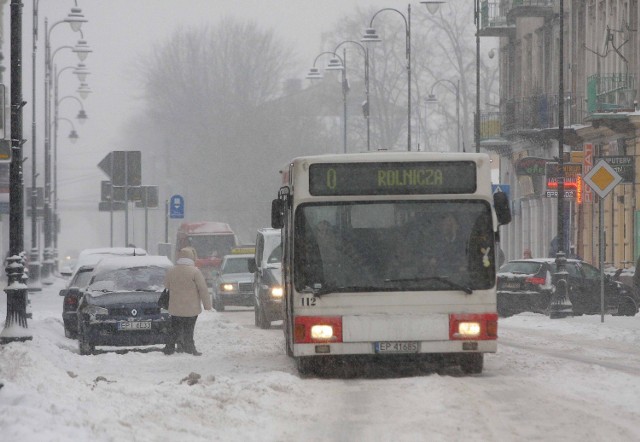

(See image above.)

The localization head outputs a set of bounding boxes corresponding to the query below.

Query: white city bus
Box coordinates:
[271,152,511,375]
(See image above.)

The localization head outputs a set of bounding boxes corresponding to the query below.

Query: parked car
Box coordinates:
[249,228,283,329]
[60,264,96,339]
[497,258,639,317]
[211,254,255,312]
[70,247,147,280]
[76,255,172,355]
[60,247,148,339]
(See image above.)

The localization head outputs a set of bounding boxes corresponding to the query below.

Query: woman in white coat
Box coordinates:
[163,247,211,355]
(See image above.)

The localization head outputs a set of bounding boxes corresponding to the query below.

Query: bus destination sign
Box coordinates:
[309,162,477,196]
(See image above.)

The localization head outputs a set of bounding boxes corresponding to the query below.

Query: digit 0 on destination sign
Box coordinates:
[308,162,477,196]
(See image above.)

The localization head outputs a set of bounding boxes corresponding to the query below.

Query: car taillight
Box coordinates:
[64,297,78,307]
[525,276,546,285]
[294,316,342,343]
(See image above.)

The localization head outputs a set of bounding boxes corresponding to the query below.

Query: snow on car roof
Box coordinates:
[75,247,148,268]
[78,247,148,258]
[91,255,172,273]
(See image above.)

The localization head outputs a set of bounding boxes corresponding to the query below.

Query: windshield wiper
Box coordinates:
[384,277,473,294]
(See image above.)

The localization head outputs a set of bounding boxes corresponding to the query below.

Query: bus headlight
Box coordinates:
[311,325,334,340]
[270,286,283,298]
[457,322,481,337]
[294,316,343,343]
[449,313,498,340]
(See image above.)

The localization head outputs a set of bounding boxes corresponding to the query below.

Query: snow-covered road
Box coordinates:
[1,278,640,441]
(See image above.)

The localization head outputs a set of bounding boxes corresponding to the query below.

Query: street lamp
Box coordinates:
[56,117,79,142]
[334,40,370,151]
[73,63,90,82]
[551,0,572,318]
[42,17,91,283]
[362,1,443,151]
[474,0,481,153]
[306,51,348,153]
[425,79,461,152]
[28,1,86,290]
[77,82,92,99]
[1,0,31,343]
[53,94,86,263]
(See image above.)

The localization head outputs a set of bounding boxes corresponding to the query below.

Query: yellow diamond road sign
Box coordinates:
[583,159,622,198]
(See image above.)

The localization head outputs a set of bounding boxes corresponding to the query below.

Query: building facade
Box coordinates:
[480,0,640,269]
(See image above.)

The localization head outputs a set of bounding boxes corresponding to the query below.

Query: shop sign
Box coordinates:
[515,157,548,176]
[595,156,634,183]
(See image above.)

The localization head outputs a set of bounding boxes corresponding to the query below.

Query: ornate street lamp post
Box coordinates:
[306,51,347,153]
[42,21,90,282]
[2,0,31,343]
[334,40,370,151]
[551,0,572,318]
[362,1,443,151]
[425,78,461,152]
[28,1,85,289]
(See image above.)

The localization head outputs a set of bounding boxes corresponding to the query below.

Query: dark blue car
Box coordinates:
[77,256,173,355]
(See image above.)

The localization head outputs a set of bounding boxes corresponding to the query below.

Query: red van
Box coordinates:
[175,221,238,286]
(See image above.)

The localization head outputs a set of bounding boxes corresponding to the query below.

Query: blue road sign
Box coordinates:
[169,194,184,219]
[492,184,510,201]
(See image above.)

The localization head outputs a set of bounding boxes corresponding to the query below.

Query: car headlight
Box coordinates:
[270,286,283,298]
[220,283,237,292]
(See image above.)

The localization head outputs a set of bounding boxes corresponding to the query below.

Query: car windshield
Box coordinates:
[499,262,544,274]
[294,200,496,293]
[88,266,167,292]
[222,258,251,274]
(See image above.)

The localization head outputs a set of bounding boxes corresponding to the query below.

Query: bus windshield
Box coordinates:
[294,200,496,293]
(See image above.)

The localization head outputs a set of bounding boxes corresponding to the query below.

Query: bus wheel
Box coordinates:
[296,357,316,377]
[459,353,483,374]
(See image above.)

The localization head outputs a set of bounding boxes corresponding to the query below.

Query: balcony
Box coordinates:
[587,74,636,114]
[479,1,515,37]
[502,94,587,134]
[480,94,587,150]
[507,0,555,20]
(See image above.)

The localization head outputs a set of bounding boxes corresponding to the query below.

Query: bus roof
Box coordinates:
[286,151,491,164]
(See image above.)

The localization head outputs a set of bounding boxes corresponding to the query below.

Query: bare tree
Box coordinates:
[322,3,499,153]
[129,18,331,240]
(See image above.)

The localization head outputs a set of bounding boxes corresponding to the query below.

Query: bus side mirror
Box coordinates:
[493,191,512,225]
[271,199,284,229]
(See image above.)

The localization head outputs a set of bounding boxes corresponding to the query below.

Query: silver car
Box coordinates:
[211,254,255,311]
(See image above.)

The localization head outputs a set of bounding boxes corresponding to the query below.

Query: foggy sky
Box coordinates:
[6,0,418,255]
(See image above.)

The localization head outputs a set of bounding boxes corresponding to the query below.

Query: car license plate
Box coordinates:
[117,321,151,331]
[502,282,520,289]
[375,341,419,354]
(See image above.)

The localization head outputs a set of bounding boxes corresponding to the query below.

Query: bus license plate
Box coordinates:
[118,321,151,331]
[375,341,419,354]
